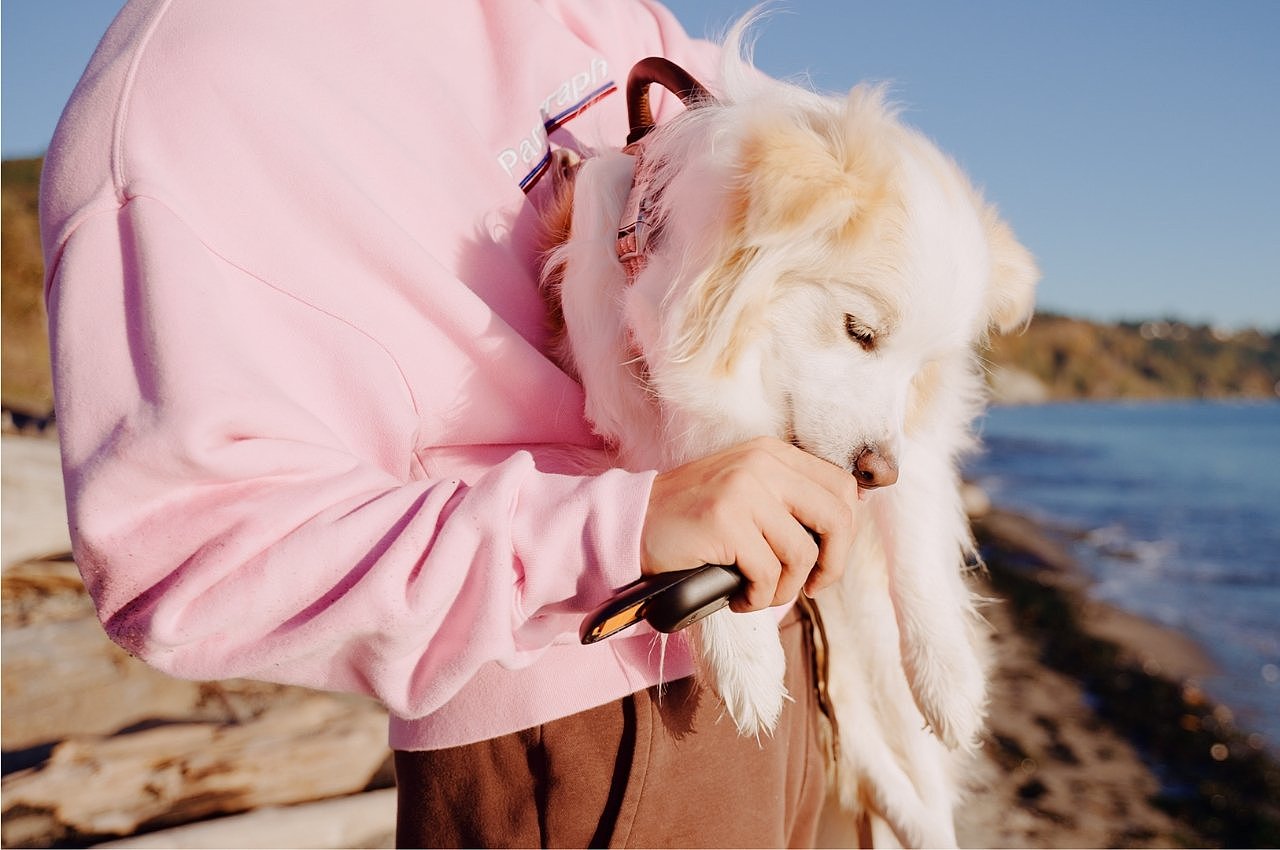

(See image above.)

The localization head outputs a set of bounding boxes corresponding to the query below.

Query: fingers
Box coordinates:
[790,470,857,598]
[731,508,820,612]
[735,438,857,603]
[641,436,858,613]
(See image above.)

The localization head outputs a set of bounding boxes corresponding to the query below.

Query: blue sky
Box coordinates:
[3,1,1277,329]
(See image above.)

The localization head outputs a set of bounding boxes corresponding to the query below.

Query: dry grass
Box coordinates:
[2,158,53,415]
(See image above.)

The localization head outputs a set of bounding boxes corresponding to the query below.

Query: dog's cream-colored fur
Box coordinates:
[540,22,1038,848]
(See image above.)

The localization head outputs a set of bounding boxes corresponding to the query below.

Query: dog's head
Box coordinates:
[610,62,1038,480]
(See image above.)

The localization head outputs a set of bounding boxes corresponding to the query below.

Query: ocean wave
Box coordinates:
[1083,525,1176,564]
[968,401,1280,751]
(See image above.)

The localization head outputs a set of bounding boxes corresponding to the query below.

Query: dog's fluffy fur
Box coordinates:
[538,22,1038,848]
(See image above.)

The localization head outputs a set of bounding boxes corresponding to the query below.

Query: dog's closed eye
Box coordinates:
[844,314,877,351]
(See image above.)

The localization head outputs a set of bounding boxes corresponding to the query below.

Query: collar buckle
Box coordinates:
[616,142,654,281]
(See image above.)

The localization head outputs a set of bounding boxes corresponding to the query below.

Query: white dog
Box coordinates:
[539,22,1037,849]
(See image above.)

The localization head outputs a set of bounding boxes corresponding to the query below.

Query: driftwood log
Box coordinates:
[2,556,393,848]
[2,615,211,751]
[2,689,390,847]
[91,787,397,849]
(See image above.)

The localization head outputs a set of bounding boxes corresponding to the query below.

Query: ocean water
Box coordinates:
[966,400,1280,749]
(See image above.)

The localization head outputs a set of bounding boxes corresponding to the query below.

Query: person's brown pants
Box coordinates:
[395,607,827,848]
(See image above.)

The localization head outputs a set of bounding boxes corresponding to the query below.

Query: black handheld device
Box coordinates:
[579,564,744,644]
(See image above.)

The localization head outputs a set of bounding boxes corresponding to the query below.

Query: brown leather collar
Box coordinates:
[614,58,713,283]
[615,139,657,282]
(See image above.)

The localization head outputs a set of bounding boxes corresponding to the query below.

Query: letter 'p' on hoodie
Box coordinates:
[40,0,719,750]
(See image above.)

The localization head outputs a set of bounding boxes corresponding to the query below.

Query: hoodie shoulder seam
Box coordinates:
[110,0,176,202]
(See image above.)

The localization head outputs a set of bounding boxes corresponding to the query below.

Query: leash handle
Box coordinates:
[624,57,713,145]
[579,564,743,644]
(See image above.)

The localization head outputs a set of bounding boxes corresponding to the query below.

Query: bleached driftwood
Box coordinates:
[2,692,390,847]
[0,556,92,628]
[0,435,72,569]
[90,787,397,849]
[1,560,321,751]
[1,616,211,750]
[1,507,395,848]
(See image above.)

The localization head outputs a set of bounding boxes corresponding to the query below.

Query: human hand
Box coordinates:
[639,437,858,613]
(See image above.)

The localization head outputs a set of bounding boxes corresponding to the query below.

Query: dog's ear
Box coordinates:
[736,121,864,239]
[983,206,1039,334]
[735,85,898,242]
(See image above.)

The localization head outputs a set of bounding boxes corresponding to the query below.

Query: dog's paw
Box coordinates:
[694,608,789,736]
[901,629,986,750]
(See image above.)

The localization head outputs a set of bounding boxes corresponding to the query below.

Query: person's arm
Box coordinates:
[46,197,651,719]
[45,0,856,727]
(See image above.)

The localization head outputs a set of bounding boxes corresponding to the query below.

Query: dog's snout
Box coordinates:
[851,446,899,489]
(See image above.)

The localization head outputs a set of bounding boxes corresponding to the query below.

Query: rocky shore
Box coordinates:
[3,432,1278,848]
[961,508,1280,848]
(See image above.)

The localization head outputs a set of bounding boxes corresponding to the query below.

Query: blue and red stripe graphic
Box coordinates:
[519,81,617,192]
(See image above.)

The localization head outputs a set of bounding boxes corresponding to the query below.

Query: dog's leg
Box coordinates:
[690,606,789,736]
[877,441,987,752]
[821,522,959,849]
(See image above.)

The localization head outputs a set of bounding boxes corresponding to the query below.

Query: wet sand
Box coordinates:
[955,507,1280,849]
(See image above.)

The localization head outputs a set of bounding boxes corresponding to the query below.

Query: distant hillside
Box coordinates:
[2,158,52,416]
[3,156,1277,417]
[986,313,1280,403]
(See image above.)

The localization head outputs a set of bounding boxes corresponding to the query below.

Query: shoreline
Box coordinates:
[967,504,1280,848]
[973,507,1219,684]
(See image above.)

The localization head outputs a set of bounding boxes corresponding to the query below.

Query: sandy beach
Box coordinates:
[3,431,1278,848]
[962,508,1280,849]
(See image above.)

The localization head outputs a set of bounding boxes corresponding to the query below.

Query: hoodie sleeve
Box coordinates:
[41,0,724,722]
[45,194,654,719]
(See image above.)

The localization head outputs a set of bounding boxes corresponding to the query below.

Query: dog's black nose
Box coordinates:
[852,447,898,489]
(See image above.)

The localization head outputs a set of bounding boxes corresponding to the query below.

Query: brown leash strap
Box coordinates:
[795,593,841,774]
[623,57,713,145]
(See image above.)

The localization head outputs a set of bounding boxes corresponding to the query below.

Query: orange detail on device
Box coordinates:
[579,564,744,644]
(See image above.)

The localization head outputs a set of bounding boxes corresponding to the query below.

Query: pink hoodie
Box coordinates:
[41,0,720,750]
